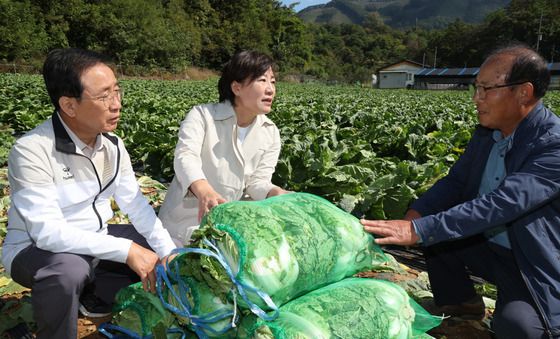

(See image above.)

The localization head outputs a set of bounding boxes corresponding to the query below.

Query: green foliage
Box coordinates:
[298,0,509,28]
[0,0,49,61]
[0,272,29,297]
[271,84,479,219]
[0,294,34,334]
[0,0,312,75]
[1,73,560,222]
[0,125,15,167]
[1,0,559,83]
[423,0,560,67]
[0,168,8,240]
[0,73,52,133]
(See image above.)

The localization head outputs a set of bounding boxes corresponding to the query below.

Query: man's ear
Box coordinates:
[58,96,77,117]
[518,82,535,105]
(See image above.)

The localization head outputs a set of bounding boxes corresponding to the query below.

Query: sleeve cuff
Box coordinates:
[411,219,424,244]
[247,182,274,201]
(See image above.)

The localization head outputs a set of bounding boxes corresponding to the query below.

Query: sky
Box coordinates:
[280,0,330,12]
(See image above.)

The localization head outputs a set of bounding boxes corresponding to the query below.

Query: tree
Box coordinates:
[0,0,49,61]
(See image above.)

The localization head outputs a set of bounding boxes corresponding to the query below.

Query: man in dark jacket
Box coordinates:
[362,44,560,339]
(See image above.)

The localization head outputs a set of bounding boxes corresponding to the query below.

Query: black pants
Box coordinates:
[10,224,151,339]
[425,235,547,339]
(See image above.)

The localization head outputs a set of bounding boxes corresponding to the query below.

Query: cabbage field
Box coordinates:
[1,73,560,337]
[2,73,559,226]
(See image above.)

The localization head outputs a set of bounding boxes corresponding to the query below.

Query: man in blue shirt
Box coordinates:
[362,44,560,339]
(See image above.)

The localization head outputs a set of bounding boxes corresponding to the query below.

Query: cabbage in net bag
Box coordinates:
[237,277,442,339]
[102,281,186,338]
[161,192,388,335]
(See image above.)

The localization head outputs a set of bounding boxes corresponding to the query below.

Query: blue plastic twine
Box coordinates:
[156,237,280,338]
[97,322,187,339]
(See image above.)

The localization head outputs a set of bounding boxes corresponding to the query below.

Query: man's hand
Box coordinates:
[126,242,159,293]
[159,253,178,268]
[189,179,227,222]
[360,219,420,246]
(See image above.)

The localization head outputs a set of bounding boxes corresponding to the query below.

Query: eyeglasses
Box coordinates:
[469,81,527,98]
[80,88,123,108]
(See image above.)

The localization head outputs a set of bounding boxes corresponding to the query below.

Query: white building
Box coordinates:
[377,60,424,89]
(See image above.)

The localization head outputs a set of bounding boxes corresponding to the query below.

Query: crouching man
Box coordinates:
[362,44,560,339]
[1,48,177,339]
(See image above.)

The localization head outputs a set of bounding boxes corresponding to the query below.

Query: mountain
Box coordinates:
[298,0,511,29]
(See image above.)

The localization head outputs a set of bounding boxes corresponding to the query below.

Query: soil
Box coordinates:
[78,317,107,339]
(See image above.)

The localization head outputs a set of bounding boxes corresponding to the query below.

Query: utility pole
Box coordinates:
[536,12,543,52]
[434,47,437,68]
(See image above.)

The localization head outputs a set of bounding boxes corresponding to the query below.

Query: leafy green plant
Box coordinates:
[1,73,559,221]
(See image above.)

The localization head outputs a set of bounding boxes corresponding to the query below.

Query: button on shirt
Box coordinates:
[479,130,514,248]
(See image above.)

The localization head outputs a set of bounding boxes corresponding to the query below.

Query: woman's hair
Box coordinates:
[487,43,550,99]
[218,50,276,105]
[43,48,111,111]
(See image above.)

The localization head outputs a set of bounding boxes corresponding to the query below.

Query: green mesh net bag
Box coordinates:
[163,275,238,338]
[158,192,388,335]
[237,277,442,339]
[100,281,188,338]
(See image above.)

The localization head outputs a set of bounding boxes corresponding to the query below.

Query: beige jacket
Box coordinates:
[158,101,281,244]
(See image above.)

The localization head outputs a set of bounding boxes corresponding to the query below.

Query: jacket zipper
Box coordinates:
[78,143,121,231]
[81,155,104,231]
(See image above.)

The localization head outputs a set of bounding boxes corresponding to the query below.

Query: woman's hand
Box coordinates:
[266,185,292,198]
[189,179,227,222]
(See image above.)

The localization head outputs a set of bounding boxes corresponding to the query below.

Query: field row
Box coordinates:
[1,74,560,220]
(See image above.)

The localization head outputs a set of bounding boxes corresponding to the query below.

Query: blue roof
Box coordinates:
[416,63,560,77]
[416,67,479,77]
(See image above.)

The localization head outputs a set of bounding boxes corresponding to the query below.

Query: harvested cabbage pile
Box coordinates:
[103,193,440,338]
[178,192,388,310]
[238,278,442,339]
[107,282,184,338]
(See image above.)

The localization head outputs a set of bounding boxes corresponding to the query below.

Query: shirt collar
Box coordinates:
[56,112,104,155]
[214,100,275,127]
[492,129,515,152]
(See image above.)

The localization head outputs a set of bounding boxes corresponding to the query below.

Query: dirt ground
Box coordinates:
[78,317,108,339]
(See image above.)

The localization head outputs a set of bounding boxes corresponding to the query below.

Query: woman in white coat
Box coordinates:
[158,50,289,245]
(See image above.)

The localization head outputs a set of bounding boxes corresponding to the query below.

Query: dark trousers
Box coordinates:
[425,235,547,339]
[10,224,150,339]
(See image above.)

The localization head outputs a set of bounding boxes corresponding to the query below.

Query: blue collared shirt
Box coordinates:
[479,130,514,248]
[412,129,514,246]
